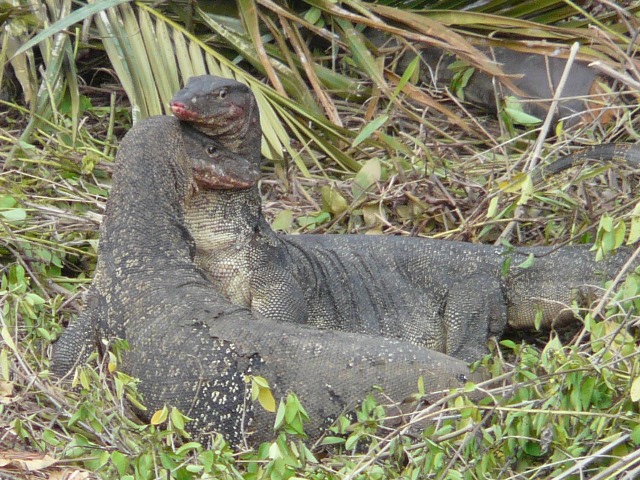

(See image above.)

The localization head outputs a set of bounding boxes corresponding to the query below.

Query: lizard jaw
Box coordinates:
[193,169,253,189]
[170,102,200,121]
[192,155,260,190]
[171,101,245,125]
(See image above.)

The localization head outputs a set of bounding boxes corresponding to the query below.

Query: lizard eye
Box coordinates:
[218,88,228,99]
[206,145,217,156]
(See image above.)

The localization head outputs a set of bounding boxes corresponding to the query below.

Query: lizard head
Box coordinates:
[181,124,260,190]
[170,76,256,134]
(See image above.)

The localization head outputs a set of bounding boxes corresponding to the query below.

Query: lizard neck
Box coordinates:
[102,117,193,258]
[184,186,263,251]
[97,116,208,296]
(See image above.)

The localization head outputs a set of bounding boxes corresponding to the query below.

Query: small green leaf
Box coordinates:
[85,450,110,471]
[487,196,499,219]
[304,6,322,24]
[352,158,381,198]
[174,442,202,456]
[285,395,301,424]
[159,452,177,471]
[627,203,640,244]
[0,208,26,222]
[68,406,87,427]
[516,253,535,270]
[542,334,562,361]
[614,221,626,249]
[1,349,10,381]
[501,256,512,279]
[523,441,543,456]
[24,292,45,306]
[42,429,61,446]
[252,375,270,389]
[630,376,640,402]
[503,97,542,125]
[150,406,168,425]
[352,115,388,148]
[389,55,420,104]
[300,443,318,463]
[1,327,17,353]
[274,400,286,430]
[580,377,595,409]
[451,65,475,100]
[594,245,604,262]
[268,441,282,461]
[170,407,185,430]
[297,211,331,229]
[602,230,615,253]
[534,308,543,331]
[250,376,276,412]
[134,453,152,480]
[0,196,17,208]
[251,379,259,402]
[600,214,614,232]
[79,369,91,390]
[111,451,130,477]
[519,175,534,203]
[271,210,293,232]
[258,387,276,413]
[345,433,361,450]
[463,382,477,393]
[321,186,348,215]
[503,108,542,126]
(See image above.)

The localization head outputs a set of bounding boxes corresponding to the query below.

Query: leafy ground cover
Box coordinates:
[2,1,640,478]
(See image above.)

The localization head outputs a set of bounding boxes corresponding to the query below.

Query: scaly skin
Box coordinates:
[172,76,637,362]
[170,77,260,160]
[365,32,606,128]
[51,115,479,447]
[181,124,260,189]
[533,143,640,182]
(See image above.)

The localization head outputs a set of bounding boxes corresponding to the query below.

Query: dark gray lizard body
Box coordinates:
[535,143,640,181]
[171,76,637,362]
[51,115,477,446]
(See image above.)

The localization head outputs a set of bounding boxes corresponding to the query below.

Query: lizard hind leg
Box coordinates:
[250,265,309,324]
[442,273,508,362]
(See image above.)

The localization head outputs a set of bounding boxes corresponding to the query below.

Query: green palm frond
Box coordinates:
[5,0,132,156]
[5,0,638,173]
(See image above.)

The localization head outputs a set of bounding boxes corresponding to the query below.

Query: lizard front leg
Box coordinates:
[442,273,508,361]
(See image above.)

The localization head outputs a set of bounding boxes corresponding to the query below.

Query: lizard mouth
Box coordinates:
[192,158,260,189]
[170,101,245,126]
[193,168,254,189]
[170,102,201,121]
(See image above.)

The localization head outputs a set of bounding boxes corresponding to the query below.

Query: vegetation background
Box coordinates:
[1,0,640,478]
